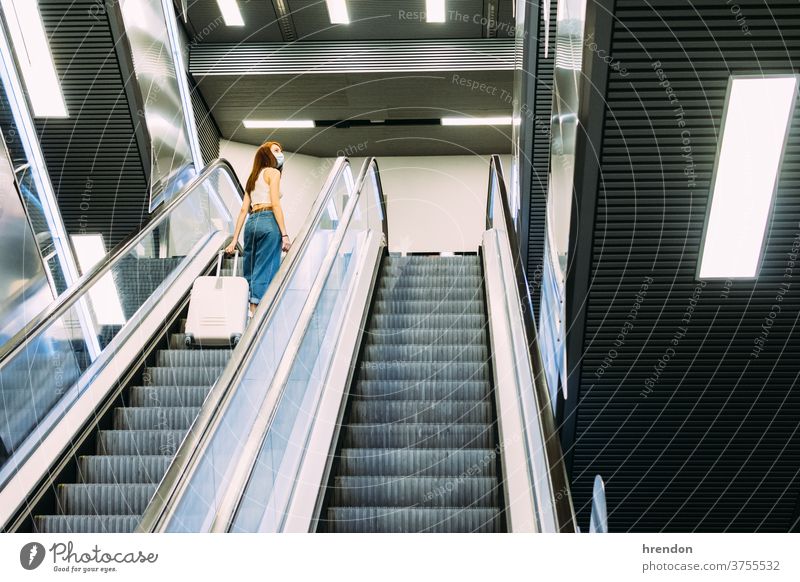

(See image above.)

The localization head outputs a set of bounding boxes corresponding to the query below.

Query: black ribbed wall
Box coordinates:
[525,0,557,313]
[569,0,800,532]
[190,76,220,166]
[35,0,148,249]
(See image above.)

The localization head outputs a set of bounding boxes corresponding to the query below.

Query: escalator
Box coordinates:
[139,156,575,534]
[34,257,238,533]
[0,157,354,533]
[317,254,506,533]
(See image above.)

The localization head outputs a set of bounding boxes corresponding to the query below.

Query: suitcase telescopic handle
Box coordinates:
[217,248,240,278]
[216,249,224,277]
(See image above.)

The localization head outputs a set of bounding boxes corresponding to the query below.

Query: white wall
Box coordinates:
[220,139,510,253]
[350,155,512,253]
[220,139,331,239]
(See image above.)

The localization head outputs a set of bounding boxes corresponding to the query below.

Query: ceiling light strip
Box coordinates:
[698,75,799,280]
[243,119,315,129]
[426,0,446,23]
[442,116,513,126]
[0,0,67,117]
[326,0,349,24]
[217,0,244,26]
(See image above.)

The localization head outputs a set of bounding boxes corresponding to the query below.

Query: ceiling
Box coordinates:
[181,0,517,156]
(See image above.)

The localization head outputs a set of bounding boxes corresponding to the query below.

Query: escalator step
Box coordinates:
[97,430,187,456]
[362,344,489,362]
[378,276,482,289]
[58,483,157,515]
[342,423,495,449]
[338,449,498,477]
[372,300,484,315]
[330,476,501,508]
[79,455,172,484]
[353,380,491,401]
[375,287,483,302]
[357,362,490,382]
[128,385,212,407]
[349,401,493,424]
[113,407,201,430]
[155,349,232,367]
[380,265,482,277]
[323,507,500,533]
[35,515,140,533]
[363,328,487,346]
[143,366,225,386]
[385,255,478,264]
[369,313,485,330]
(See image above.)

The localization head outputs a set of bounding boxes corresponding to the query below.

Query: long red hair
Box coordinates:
[245,141,282,195]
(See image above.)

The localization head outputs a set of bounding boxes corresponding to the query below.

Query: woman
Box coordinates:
[226,141,291,316]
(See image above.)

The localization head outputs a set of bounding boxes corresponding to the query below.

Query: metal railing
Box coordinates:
[484,154,576,532]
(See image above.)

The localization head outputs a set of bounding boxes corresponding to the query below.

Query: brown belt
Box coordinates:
[251,205,273,214]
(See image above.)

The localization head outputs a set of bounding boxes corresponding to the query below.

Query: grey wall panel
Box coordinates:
[570,0,800,532]
[35,0,148,249]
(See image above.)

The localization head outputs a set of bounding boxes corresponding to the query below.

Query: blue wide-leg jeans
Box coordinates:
[242,210,281,304]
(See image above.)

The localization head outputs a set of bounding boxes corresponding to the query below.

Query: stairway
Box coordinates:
[34,257,239,533]
[319,254,505,532]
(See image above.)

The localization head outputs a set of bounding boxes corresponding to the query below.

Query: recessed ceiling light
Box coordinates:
[217,0,244,26]
[698,75,799,279]
[0,0,68,117]
[243,119,315,129]
[426,0,446,23]
[326,0,349,24]
[441,116,513,126]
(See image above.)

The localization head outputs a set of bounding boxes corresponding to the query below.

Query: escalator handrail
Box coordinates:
[0,158,243,369]
[485,154,577,532]
[137,156,354,532]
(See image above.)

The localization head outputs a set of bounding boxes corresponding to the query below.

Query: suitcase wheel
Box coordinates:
[184,334,194,347]
[231,334,241,346]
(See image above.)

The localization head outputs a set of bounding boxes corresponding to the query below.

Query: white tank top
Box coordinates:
[250,168,281,208]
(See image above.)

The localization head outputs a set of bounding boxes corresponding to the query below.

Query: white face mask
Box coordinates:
[274,152,285,168]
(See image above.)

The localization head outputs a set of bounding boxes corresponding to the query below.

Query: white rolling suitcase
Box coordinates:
[184,250,249,346]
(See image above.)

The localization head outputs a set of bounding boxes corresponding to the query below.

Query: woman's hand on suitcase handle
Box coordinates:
[224,242,237,255]
[281,234,291,252]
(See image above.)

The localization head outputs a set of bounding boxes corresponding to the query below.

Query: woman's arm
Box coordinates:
[225,193,250,254]
[265,168,291,250]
